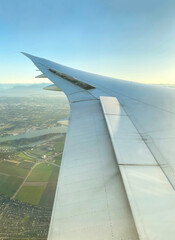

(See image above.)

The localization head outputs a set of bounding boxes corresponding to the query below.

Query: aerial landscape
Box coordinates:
[0,82,175,240]
[0,84,69,239]
[0,0,174,239]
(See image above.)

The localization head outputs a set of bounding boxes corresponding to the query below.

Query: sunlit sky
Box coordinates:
[0,0,175,84]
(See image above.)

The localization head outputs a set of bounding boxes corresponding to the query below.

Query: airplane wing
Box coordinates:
[23,53,175,240]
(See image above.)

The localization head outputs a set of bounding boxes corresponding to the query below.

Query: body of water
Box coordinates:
[0,126,67,143]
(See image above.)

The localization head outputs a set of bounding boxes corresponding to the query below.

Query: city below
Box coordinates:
[0,84,69,239]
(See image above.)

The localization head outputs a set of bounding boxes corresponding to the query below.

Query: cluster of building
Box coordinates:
[0,194,52,239]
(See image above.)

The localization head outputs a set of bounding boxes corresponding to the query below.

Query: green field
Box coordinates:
[0,174,23,197]
[54,136,65,152]
[15,186,45,205]
[0,162,29,178]
[0,132,64,208]
[39,167,59,208]
[19,161,35,169]
[46,151,53,156]
[17,152,34,161]
[26,163,53,182]
[54,154,62,166]
[49,167,59,182]
[39,182,57,208]
[26,148,46,157]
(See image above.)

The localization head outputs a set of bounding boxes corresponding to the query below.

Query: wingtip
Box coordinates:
[21,52,42,64]
[21,52,33,58]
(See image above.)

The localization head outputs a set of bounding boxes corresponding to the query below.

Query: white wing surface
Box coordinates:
[23,53,175,240]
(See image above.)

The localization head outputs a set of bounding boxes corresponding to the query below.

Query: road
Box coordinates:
[11,150,62,199]
[11,162,40,200]
[23,150,61,167]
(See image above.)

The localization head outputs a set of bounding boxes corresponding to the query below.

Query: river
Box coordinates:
[0,126,67,143]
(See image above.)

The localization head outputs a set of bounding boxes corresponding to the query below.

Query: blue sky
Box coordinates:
[0,0,174,84]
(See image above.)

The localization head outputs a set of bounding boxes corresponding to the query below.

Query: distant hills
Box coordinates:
[0,83,55,97]
[1,82,175,97]
[0,83,48,90]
